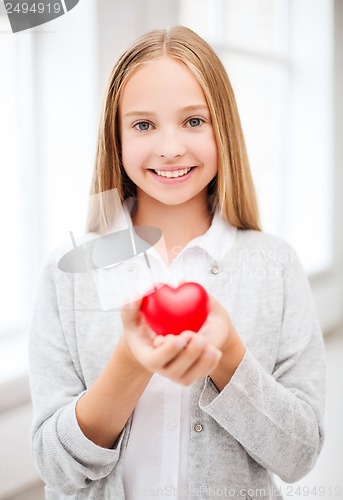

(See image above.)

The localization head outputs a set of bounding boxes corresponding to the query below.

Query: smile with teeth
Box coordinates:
[153,167,192,178]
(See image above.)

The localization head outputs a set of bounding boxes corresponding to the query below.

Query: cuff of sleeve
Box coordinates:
[56,392,125,473]
[199,349,262,421]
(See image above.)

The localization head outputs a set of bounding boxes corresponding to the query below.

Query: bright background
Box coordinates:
[0,1,342,499]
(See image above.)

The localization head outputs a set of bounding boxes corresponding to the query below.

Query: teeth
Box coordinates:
[155,167,192,178]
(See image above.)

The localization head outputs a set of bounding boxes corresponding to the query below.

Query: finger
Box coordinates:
[145,334,191,370]
[161,334,209,378]
[152,330,193,348]
[152,335,166,348]
[120,297,143,328]
[178,346,222,385]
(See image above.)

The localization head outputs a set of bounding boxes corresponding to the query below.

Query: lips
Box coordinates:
[147,166,196,183]
[147,166,195,171]
[154,167,192,178]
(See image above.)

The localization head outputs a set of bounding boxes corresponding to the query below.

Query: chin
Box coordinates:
[153,193,195,206]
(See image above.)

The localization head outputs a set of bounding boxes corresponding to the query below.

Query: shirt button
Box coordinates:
[194,423,203,432]
[210,264,219,274]
[167,421,177,431]
[164,482,176,492]
[165,481,176,490]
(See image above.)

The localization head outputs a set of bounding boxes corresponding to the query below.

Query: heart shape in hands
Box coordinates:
[140,282,210,336]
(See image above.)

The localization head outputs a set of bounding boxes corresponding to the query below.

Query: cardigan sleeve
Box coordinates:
[28,260,126,495]
[198,246,326,483]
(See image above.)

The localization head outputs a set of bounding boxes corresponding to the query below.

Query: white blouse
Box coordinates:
[121,203,237,500]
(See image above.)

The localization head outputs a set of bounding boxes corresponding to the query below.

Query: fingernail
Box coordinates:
[154,336,165,347]
[206,347,220,359]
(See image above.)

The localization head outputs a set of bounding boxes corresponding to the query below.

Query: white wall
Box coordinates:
[0,403,38,499]
[313,0,343,334]
[96,0,178,102]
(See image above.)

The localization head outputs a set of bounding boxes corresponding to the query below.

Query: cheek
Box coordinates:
[122,133,151,167]
[194,136,218,171]
[121,135,149,173]
[121,147,137,173]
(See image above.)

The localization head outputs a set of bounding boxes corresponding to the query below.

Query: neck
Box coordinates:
[132,190,212,263]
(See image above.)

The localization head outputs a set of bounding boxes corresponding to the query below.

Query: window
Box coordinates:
[0,12,35,338]
[179,0,333,275]
[0,2,98,340]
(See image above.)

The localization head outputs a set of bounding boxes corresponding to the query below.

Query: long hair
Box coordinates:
[87,26,261,234]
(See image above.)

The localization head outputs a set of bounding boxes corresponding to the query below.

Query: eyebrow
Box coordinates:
[123,104,209,118]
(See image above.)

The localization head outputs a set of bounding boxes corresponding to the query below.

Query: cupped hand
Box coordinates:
[153,294,233,351]
[120,297,223,385]
[150,294,243,391]
[196,295,233,350]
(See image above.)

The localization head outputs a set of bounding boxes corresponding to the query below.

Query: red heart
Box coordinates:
[140,282,210,336]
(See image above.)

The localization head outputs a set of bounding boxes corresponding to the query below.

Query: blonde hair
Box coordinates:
[87,26,261,233]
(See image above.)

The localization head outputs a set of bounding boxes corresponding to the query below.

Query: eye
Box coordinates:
[134,121,152,132]
[186,117,204,128]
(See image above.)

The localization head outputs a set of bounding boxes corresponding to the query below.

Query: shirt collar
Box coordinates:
[123,197,237,262]
[180,210,237,261]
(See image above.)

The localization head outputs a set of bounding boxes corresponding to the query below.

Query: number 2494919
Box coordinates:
[285,485,341,496]
[5,3,62,14]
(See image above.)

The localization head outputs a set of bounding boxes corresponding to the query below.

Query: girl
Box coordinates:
[29,26,326,500]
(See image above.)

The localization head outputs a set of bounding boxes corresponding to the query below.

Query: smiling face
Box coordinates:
[119,56,218,208]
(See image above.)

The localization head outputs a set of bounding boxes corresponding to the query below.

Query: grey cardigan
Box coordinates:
[29,229,326,499]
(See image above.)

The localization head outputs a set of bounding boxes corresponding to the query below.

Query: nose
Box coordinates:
[154,128,186,159]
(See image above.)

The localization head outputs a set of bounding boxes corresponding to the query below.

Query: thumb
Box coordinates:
[120,296,143,328]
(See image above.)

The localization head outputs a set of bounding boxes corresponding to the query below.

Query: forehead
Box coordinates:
[120,56,207,111]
